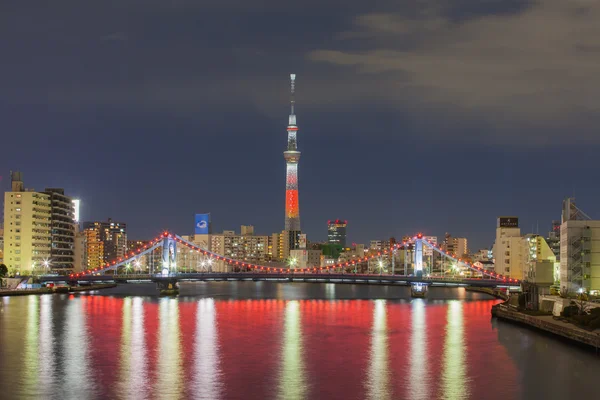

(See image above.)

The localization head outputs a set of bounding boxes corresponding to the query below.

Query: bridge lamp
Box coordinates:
[288,257,298,268]
[134,259,141,269]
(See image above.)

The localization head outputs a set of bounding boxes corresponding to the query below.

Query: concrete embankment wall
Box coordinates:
[494,305,600,350]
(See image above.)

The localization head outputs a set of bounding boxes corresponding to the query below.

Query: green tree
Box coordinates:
[0,264,7,277]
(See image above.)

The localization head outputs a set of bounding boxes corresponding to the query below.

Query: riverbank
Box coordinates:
[0,283,117,297]
[493,303,600,351]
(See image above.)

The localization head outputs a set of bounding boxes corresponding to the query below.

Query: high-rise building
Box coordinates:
[327,220,347,248]
[45,188,76,272]
[2,172,75,274]
[546,220,561,261]
[284,73,301,232]
[82,218,127,267]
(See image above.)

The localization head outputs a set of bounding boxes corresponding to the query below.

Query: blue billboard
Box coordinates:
[194,213,210,234]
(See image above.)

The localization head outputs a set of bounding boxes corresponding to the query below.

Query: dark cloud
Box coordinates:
[308,0,600,144]
[0,0,598,248]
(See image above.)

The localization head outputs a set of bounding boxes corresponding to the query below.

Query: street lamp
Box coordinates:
[288,257,298,270]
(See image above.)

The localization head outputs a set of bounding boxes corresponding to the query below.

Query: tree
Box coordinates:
[0,264,7,278]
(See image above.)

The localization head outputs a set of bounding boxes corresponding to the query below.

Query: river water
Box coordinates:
[0,282,598,400]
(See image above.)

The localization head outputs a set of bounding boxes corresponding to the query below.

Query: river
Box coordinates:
[0,282,598,399]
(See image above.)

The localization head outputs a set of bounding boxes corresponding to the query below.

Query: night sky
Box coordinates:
[2,0,599,250]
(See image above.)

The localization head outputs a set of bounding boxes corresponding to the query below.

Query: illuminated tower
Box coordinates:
[284,74,301,231]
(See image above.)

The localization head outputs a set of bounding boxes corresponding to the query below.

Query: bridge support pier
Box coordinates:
[156,279,178,290]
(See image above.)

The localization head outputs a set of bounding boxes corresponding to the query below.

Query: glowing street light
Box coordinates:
[288,257,298,269]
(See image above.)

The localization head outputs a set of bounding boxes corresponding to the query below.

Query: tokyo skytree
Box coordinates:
[284,74,301,231]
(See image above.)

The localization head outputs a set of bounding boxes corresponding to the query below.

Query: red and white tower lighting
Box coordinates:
[284,74,301,231]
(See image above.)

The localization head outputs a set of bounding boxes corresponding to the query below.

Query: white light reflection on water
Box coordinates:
[409,299,429,400]
[62,297,94,399]
[119,297,148,400]
[366,299,391,400]
[192,298,222,399]
[278,301,307,400]
[440,300,469,400]
[156,298,183,398]
[22,296,39,394]
[38,295,56,390]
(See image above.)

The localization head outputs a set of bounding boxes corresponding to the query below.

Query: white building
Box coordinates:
[560,220,600,294]
[492,217,524,280]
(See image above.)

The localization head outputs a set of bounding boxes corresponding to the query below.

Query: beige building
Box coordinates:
[3,173,53,274]
[0,227,4,263]
[492,217,524,280]
[210,227,272,272]
[443,234,468,258]
[290,249,322,269]
[73,228,87,273]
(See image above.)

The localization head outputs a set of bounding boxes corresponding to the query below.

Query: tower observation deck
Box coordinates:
[284,74,301,231]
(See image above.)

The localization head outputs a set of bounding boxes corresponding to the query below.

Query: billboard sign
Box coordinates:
[298,234,307,249]
[195,214,210,234]
[498,217,519,228]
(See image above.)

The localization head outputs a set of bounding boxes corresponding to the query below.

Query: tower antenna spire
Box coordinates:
[290,73,296,116]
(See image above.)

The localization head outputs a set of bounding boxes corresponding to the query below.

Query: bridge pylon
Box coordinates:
[414,235,424,276]
[162,236,178,274]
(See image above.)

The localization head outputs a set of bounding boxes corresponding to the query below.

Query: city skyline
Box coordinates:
[2,1,599,250]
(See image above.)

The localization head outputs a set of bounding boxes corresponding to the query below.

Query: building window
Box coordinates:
[505,259,510,264]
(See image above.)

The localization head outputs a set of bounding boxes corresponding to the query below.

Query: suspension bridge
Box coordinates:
[40,232,520,290]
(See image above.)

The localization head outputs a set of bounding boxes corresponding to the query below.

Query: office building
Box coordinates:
[327,220,347,248]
